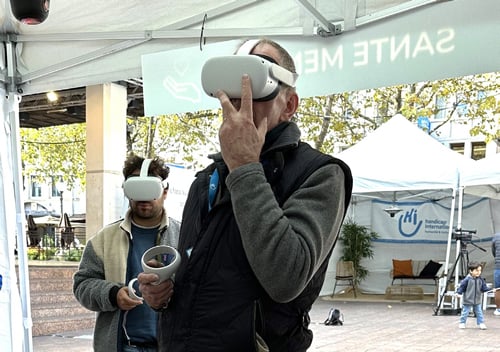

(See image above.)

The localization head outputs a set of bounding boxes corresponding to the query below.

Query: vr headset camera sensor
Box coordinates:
[123,159,168,201]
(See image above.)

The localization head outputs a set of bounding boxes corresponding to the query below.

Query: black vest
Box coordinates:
[160,140,352,352]
[258,143,352,352]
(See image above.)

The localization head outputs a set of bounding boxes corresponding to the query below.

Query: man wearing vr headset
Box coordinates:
[139,38,352,352]
[73,154,180,352]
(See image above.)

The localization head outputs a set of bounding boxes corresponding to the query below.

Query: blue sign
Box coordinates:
[417,116,431,132]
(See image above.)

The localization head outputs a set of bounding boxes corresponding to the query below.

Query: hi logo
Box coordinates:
[398,208,423,237]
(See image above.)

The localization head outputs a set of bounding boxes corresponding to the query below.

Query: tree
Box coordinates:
[126,110,221,168]
[295,72,500,154]
[19,110,223,193]
[20,123,86,190]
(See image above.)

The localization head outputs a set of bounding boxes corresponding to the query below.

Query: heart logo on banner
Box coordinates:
[174,60,189,77]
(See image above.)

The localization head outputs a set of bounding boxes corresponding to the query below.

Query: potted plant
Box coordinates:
[339,219,379,287]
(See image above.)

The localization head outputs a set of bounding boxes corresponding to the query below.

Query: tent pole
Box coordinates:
[443,188,457,278]
[4,36,33,351]
[9,93,34,351]
[456,185,464,231]
[453,186,465,308]
[438,187,457,310]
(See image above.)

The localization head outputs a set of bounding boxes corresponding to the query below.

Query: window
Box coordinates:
[30,175,42,197]
[435,96,447,120]
[455,93,468,117]
[51,176,61,197]
[471,142,486,160]
[450,141,486,159]
[450,143,464,155]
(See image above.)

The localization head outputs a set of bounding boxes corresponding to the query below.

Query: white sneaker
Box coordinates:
[494,309,500,316]
[458,323,465,329]
[479,323,487,330]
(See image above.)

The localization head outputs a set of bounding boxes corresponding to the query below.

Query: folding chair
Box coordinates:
[332,260,357,298]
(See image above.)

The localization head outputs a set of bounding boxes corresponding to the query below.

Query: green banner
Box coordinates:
[142,0,499,115]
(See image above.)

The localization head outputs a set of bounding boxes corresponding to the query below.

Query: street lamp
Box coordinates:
[56,180,66,218]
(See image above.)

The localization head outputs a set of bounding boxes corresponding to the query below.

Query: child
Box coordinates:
[455,261,490,329]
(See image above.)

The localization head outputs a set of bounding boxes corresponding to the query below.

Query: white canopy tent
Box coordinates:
[0,0,498,350]
[457,153,500,237]
[449,154,500,305]
[336,114,469,195]
[10,0,498,97]
[323,115,490,295]
[461,153,500,201]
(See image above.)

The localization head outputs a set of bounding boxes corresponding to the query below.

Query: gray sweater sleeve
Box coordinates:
[73,241,121,312]
[226,162,346,303]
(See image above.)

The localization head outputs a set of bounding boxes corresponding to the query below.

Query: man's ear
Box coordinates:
[283,91,299,120]
[161,180,169,190]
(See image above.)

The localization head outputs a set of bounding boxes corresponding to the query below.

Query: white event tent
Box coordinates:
[458,153,500,236]
[0,0,498,350]
[324,115,493,295]
[336,114,468,196]
[461,153,500,201]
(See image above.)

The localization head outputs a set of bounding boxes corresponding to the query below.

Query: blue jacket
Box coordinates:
[456,274,490,305]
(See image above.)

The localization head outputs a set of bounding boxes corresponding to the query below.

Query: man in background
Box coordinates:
[74,154,179,352]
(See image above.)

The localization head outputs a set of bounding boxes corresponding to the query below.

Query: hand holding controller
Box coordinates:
[128,245,181,301]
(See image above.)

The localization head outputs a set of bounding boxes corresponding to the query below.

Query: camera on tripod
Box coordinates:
[452,228,476,243]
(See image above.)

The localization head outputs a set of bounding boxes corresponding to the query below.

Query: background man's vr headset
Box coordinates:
[123,159,168,201]
[201,39,299,102]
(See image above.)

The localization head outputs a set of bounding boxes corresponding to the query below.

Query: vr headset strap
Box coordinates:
[236,39,260,55]
[140,159,152,177]
[270,65,298,88]
[236,39,298,88]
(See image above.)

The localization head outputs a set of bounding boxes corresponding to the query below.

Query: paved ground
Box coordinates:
[309,297,500,352]
[32,329,93,352]
[33,295,500,351]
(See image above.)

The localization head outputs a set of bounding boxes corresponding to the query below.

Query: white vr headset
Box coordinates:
[201,39,299,101]
[123,159,168,201]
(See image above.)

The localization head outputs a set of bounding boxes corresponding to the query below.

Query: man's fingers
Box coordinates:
[146,259,164,268]
[118,286,142,310]
[139,279,174,309]
[256,116,268,138]
[216,74,252,117]
[215,89,233,112]
[137,272,160,284]
[240,74,252,110]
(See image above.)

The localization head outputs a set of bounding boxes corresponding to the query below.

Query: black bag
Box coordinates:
[324,308,343,326]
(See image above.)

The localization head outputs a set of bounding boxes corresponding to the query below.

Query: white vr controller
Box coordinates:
[128,245,181,301]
